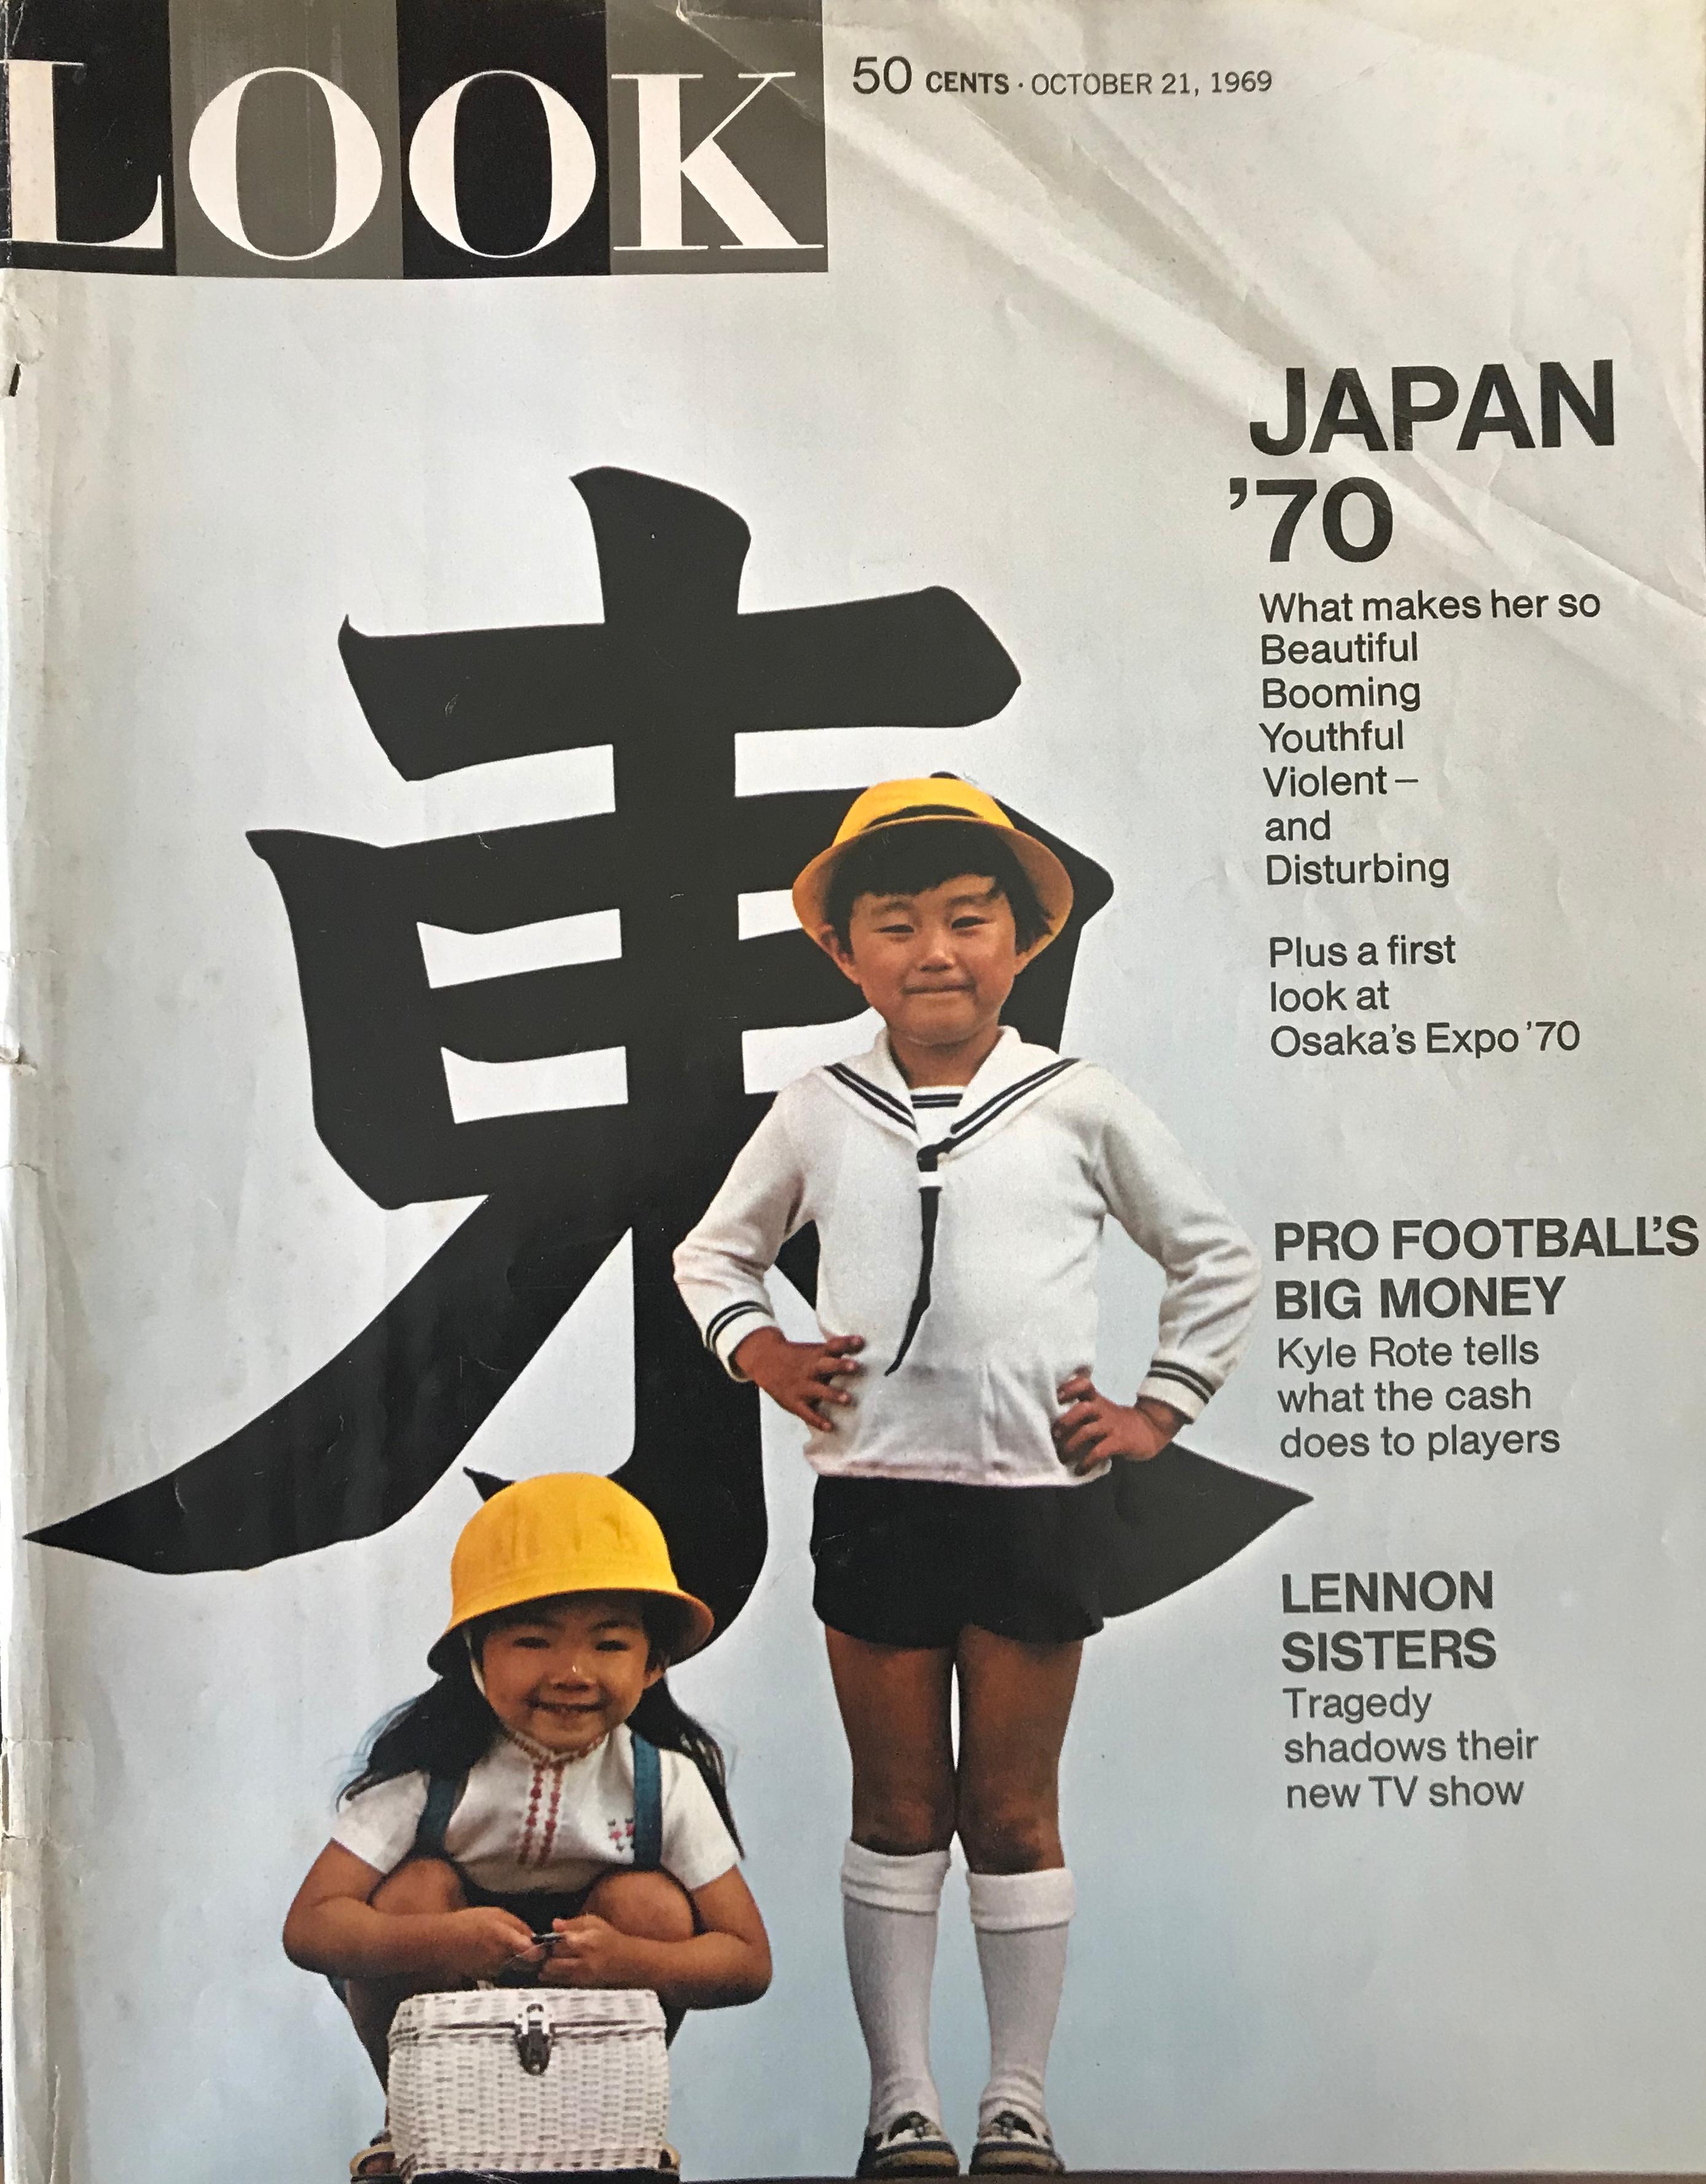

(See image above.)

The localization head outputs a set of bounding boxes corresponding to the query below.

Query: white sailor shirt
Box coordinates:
[673,1027,1260,1489]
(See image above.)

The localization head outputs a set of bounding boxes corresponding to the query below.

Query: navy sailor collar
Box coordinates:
[820,1025,1082,1154]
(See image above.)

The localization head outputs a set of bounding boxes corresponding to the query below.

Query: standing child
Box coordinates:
[285,1472,771,2180]
[674,778,1259,2178]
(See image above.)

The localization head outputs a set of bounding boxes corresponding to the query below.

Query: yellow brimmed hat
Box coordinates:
[791,777,1074,955]
[428,1473,714,1673]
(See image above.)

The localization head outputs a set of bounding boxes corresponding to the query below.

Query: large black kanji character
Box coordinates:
[29,473,1099,1610]
[31,469,1305,1633]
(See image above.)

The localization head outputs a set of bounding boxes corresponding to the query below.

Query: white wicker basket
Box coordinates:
[388,1988,670,2178]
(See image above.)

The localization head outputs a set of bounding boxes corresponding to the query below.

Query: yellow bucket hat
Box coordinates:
[791,776,1074,956]
[428,1473,714,1673]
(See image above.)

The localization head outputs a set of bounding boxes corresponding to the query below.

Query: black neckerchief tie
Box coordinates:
[847,1053,1077,1376]
[886,1137,953,1374]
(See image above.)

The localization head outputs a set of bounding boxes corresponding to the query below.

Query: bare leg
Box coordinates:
[824,1628,956,1851]
[954,1628,1083,2154]
[584,1868,698,2041]
[824,1624,1081,1862]
[825,1631,960,2139]
[584,1866,697,1943]
[343,1858,469,2087]
[953,1627,1081,1872]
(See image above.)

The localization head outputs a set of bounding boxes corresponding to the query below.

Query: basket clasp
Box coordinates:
[514,2000,554,2076]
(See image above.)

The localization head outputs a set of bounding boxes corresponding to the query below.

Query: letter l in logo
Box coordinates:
[2,60,163,247]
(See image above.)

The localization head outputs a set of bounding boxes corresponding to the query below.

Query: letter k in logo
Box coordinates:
[612,71,822,251]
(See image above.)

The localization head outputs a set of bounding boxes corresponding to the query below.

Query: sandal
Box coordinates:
[969,2110,1064,2175]
[857,2111,961,2177]
[350,2129,398,2178]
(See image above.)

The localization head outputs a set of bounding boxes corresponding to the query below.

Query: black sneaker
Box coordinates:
[969,2110,1064,2175]
[857,2111,961,2177]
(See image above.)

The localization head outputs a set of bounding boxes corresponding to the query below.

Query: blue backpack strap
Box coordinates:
[630,1733,663,1872]
[412,1772,467,1863]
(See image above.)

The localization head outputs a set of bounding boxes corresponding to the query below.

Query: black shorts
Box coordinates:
[455,1873,594,1923]
[809,1472,1118,1649]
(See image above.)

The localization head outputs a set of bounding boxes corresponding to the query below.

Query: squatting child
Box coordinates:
[674,778,1259,2178]
[285,1472,771,2179]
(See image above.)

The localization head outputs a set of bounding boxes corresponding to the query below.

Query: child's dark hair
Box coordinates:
[824,819,1052,953]
[340,1599,742,1852]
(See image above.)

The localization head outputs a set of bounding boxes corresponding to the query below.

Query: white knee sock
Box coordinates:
[967,1867,1075,2132]
[841,1842,952,2132]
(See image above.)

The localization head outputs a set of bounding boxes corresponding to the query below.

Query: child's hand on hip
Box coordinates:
[1053,1373,1185,1473]
[539,1914,642,1989]
[733,1325,864,1431]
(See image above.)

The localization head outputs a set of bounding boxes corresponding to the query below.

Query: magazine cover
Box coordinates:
[3,1,1704,2178]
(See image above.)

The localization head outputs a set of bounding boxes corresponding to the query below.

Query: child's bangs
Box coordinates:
[827,820,1050,949]
[473,1589,693,1662]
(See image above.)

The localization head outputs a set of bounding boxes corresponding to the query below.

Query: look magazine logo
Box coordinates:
[0,0,826,277]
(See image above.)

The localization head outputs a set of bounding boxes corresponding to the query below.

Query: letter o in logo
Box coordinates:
[187,68,383,260]
[408,73,596,257]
